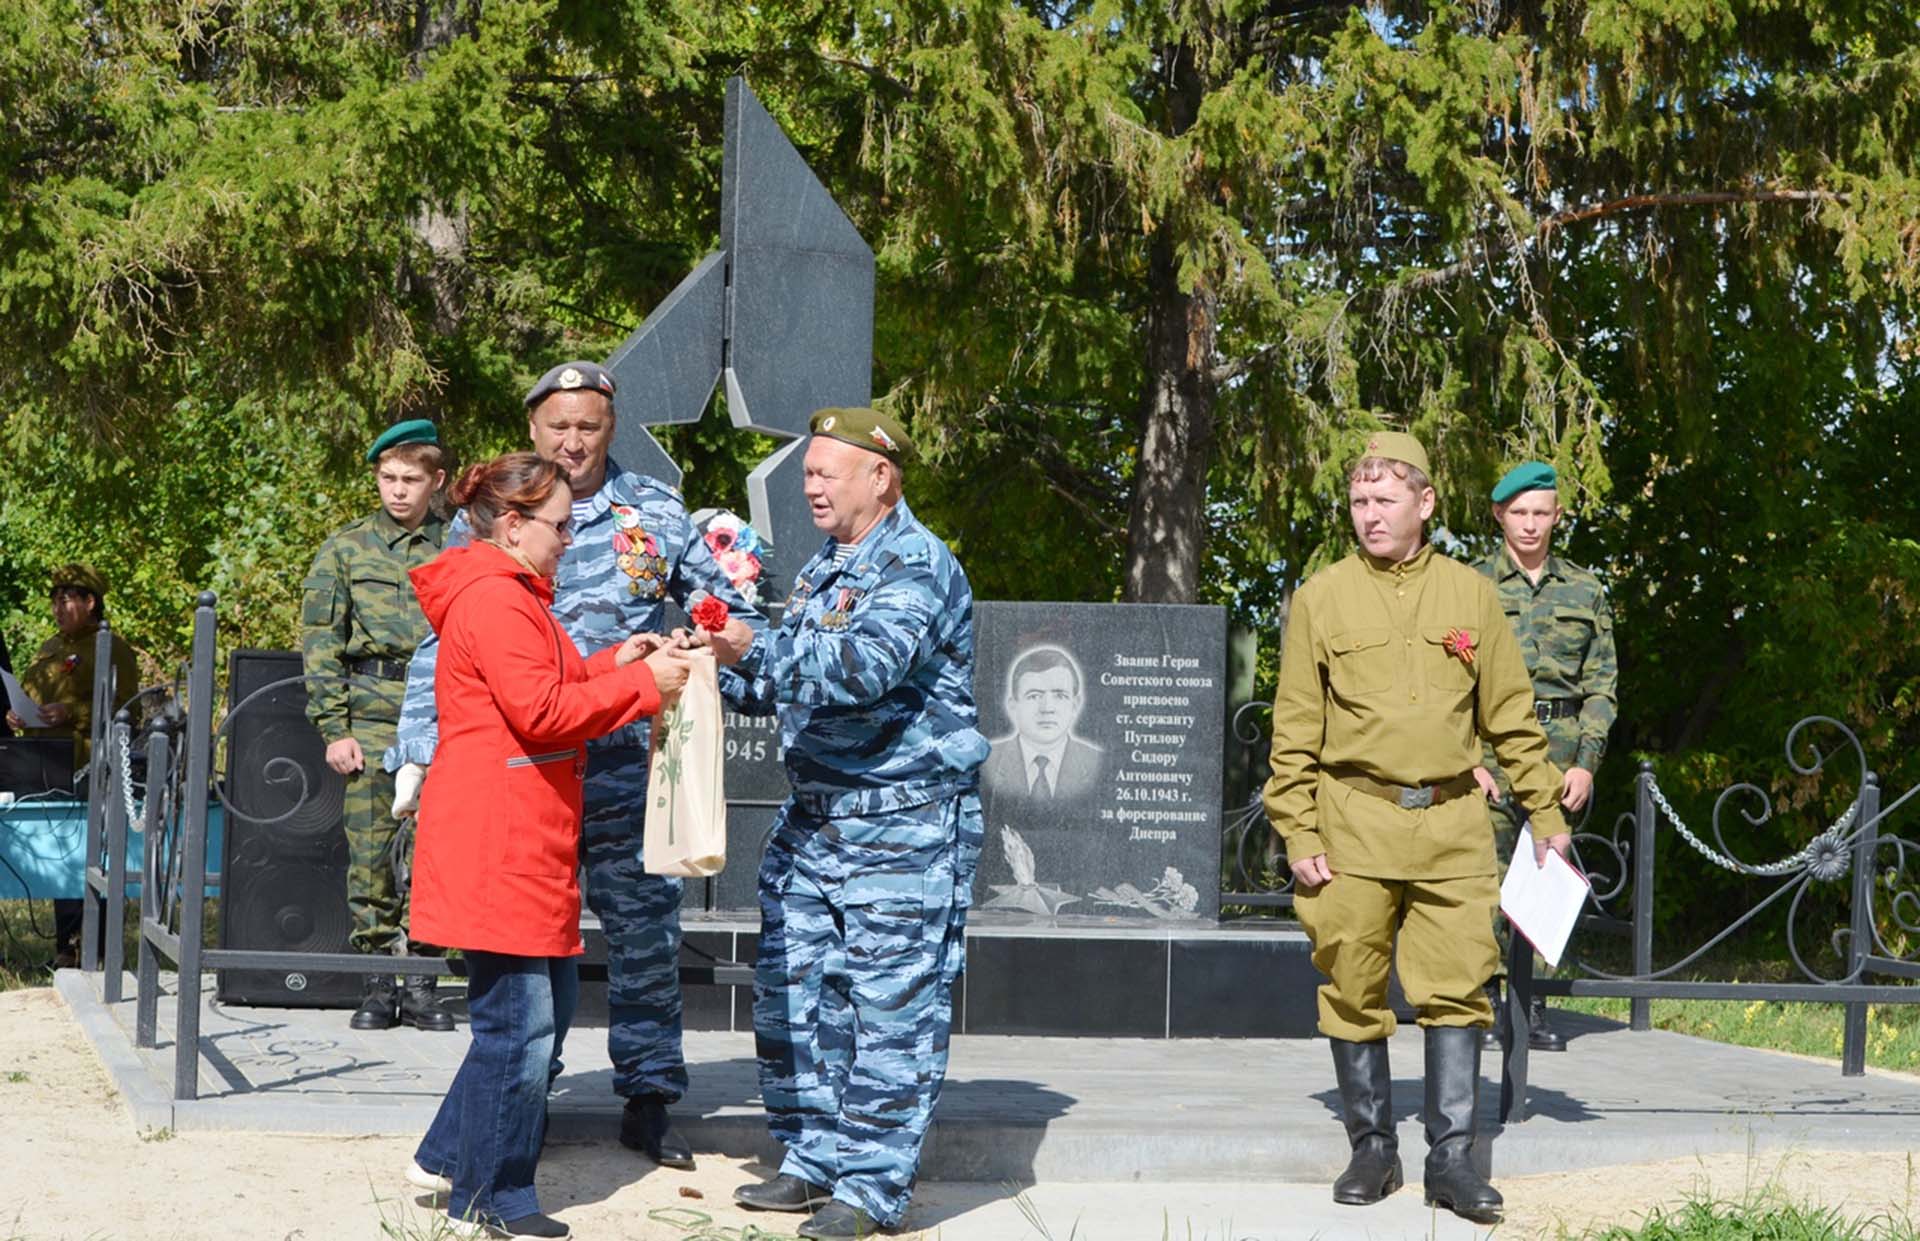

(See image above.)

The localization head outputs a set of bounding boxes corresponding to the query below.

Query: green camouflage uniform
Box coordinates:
[302,508,446,956]
[1475,548,1618,861]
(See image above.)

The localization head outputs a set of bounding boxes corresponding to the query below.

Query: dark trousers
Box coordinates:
[415,952,580,1223]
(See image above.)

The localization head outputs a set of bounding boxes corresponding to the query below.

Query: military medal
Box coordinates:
[611,504,669,598]
[1442,628,1476,666]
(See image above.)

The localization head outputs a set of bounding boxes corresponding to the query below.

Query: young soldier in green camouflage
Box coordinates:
[301,419,450,1031]
[1474,461,1618,1052]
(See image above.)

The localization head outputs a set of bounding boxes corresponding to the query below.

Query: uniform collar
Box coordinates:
[1359,541,1434,580]
[375,507,443,548]
[800,499,914,586]
[1500,546,1563,583]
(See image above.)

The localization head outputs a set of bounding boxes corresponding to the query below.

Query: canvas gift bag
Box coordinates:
[643,647,728,876]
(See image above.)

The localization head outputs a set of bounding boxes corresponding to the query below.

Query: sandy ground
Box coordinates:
[1,985,1916,1240]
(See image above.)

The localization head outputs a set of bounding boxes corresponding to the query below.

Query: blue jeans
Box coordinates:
[416,953,580,1223]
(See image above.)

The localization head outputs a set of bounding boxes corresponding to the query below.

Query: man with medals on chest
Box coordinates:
[726,408,987,1239]
[387,361,764,1169]
[1263,431,1571,1224]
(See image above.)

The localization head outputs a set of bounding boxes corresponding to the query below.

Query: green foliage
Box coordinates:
[5,1,1920,950]
[1580,1191,1920,1241]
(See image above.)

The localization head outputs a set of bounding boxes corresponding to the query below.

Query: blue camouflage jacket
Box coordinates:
[735,499,988,816]
[385,461,765,769]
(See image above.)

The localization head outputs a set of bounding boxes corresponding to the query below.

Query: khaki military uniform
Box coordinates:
[301,508,445,956]
[1476,549,1617,854]
[19,623,140,769]
[1264,545,1567,1041]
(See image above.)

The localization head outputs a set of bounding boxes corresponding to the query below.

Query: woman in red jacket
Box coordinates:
[405,452,691,1240]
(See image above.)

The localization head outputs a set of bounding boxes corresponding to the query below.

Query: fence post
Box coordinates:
[136,727,169,1049]
[174,593,217,1102]
[102,713,132,1003]
[1631,761,1655,1032]
[1841,771,1879,1077]
[80,623,115,973]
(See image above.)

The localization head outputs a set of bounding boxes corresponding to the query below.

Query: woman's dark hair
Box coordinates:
[450,452,568,538]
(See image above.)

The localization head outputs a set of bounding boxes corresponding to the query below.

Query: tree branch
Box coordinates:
[1388,188,1847,297]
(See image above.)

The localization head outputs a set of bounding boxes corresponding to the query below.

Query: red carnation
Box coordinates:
[691,595,730,633]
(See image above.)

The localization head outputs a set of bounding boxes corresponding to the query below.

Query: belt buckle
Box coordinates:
[1398,785,1434,810]
[1534,701,1552,723]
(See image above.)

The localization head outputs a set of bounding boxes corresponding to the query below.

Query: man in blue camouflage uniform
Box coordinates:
[387,361,764,1169]
[727,407,987,1240]
[1474,461,1618,1053]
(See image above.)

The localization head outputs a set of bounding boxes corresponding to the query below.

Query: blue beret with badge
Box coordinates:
[525,360,617,409]
[1491,461,1558,504]
[366,418,440,463]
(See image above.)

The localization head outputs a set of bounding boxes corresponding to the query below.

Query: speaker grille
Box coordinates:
[216,650,362,1007]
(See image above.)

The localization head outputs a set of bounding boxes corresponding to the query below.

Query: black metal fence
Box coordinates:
[66,601,1920,1109]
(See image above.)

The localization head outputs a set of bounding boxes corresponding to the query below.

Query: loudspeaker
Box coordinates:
[216,649,362,1007]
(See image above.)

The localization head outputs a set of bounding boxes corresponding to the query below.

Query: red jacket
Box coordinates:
[407,541,661,956]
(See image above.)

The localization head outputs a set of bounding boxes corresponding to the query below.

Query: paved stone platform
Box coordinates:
[56,967,1920,1191]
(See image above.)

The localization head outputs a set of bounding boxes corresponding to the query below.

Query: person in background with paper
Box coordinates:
[384,360,763,1173]
[726,408,987,1240]
[1471,461,1618,1054]
[7,563,141,967]
[1262,431,1570,1226]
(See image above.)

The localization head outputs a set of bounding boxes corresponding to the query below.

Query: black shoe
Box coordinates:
[798,1200,888,1239]
[398,974,457,1032]
[1328,1037,1402,1205]
[350,976,399,1031]
[1422,1026,1503,1224]
[497,1213,570,1239]
[619,1096,695,1169]
[1527,997,1567,1052]
[734,1173,831,1212]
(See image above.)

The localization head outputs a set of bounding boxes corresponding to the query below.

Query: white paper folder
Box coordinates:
[1499,827,1590,969]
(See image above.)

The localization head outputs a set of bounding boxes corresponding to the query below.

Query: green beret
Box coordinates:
[367,419,440,463]
[1357,430,1431,477]
[51,562,107,599]
[810,407,914,464]
[1492,461,1557,504]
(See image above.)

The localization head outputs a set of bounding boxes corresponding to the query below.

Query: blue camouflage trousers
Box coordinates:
[559,745,687,1102]
[753,790,983,1227]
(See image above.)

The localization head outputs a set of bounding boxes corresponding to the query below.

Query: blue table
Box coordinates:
[0,797,225,900]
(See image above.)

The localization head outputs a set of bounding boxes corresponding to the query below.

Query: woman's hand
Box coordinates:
[615,632,670,667]
[643,647,695,703]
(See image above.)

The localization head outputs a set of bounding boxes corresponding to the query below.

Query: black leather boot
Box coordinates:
[1422,1025,1503,1223]
[620,1096,695,1169]
[397,974,457,1032]
[734,1173,831,1212]
[350,975,399,1031]
[1329,1038,1402,1205]
[1528,996,1567,1052]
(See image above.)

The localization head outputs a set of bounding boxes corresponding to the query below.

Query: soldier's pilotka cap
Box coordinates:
[810,407,915,465]
[524,360,617,409]
[366,418,440,463]
[51,562,108,599]
[1492,461,1557,504]
[1358,429,1431,477]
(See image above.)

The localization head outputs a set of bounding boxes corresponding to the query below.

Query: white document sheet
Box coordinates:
[1499,827,1590,969]
[2,670,50,728]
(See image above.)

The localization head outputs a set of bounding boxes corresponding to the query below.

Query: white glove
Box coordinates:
[392,763,427,818]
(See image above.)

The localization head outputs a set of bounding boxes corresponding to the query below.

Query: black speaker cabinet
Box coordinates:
[216,649,362,1007]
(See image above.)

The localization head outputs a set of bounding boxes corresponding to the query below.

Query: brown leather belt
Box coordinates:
[1332,769,1478,811]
